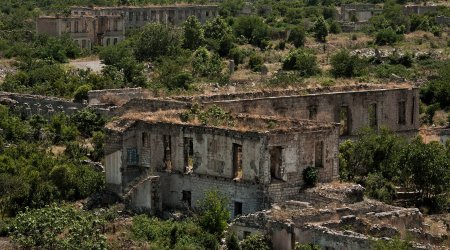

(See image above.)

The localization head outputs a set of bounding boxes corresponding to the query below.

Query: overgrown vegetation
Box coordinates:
[339,128,450,213]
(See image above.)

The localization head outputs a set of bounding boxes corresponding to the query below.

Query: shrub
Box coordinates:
[303,166,318,187]
[197,189,230,236]
[233,15,269,48]
[248,53,264,72]
[134,23,182,61]
[295,243,321,250]
[329,20,342,34]
[375,28,402,45]
[240,234,270,250]
[229,47,246,68]
[182,16,204,50]
[192,47,222,78]
[288,26,306,48]
[10,205,107,250]
[282,49,320,77]
[365,172,395,203]
[73,84,91,103]
[312,16,328,42]
[225,232,241,250]
[330,49,364,78]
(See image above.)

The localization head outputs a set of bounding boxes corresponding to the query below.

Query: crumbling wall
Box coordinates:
[88,88,147,106]
[0,91,85,117]
[203,88,420,137]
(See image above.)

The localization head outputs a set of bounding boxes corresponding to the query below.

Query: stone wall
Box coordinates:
[0,91,85,117]
[202,88,420,137]
[88,88,148,106]
[436,15,450,26]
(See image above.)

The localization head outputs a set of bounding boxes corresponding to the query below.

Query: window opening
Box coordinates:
[270,146,283,180]
[232,143,243,179]
[398,101,406,125]
[315,141,324,168]
[339,106,350,136]
[163,135,172,171]
[368,103,378,129]
[184,137,194,173]
[182,190,191,207]
[234,201,243,217]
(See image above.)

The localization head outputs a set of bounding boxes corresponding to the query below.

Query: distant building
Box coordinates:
[36,4,219,49]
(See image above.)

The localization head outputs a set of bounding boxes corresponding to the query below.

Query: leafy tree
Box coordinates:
[182,16,204,50]
[240,234,270,250]
[204,16,233,41]
[396,138,450,211]
[420,60,450,109]
[219,0,245,17]
[99,43,146,86]
[312,16,328,42]
[192,47,223,78]
[197,189,230,236]
[328,20,341,34]
[70,108,106,137]
[134,23,182,61]
[288,26,306,48]
[151,55,193,90]
[233,15,269,49]
[282,49,320,77]
[330,49,364,78]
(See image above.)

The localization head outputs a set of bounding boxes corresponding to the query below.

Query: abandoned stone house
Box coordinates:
[36,14,125,49]
[102,85,420,217]
[36,4,218,48]
[105,111,339,216]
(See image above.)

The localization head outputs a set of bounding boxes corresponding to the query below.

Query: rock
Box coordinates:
[345,184,365,203]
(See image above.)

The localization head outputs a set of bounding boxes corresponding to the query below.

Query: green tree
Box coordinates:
[248,53,264,72]
[73,84,92,103]
[192,47,222,78]
[219,0,245,17]
[134,23,182,61]
[197,189,230,236]
[295,243,321,250]
[396,138,450,212]
[226,232,241,250]
[288,26,306,48]
[233,15,269,49]
[330,49,364,78]
[183,16,204,50]
[375,28,402,45]
[420,60,450,109]
[312,16,328,42]
[99,43,146,86]
[282,49,320,77]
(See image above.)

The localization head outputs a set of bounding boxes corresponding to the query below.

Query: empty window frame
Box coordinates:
[106,38,110,46]
[368,103,378,129]
[143,11,148,21]
[339,106,350,136]
[128,12,133,21]
[127,148,138,165]
[182,190,191,207]
[136,11,140,22]
[269,146,283,180]
[163,135,172,170]
[113,19,118,31]
[74,21,79,33]
[81,39,87,49]
[113,38,118,45]
[183,137,194,173]
[315,141,324,168]
[66,21,71,32]
[234,201,243,217]
[398,100,406,125]
[232,143,243,179]
[411,97,415,125]
[308,105,318,120]
[142,132,149,147]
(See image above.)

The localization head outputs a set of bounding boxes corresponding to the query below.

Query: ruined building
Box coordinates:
[36,4,218,48]
[102,85,420,217]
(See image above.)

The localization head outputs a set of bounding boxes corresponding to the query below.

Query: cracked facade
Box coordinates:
[102,85,420,217]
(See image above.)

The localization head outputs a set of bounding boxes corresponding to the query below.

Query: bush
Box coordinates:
[10,205,107,250]
[233,15,269,48]
[197,189,230,236]
[282,49,320,77]
[330,50,364,78]
[312,16,328,42]
[192,47,223,78]
[225,232,241,250]
[375,28,402,45]
[240,234,270,250]
[303,166,318,187]
[229,47,246,68]
[365,172,395,203]
[329,20,342,34]
[73,84,91,103]
[248,53,264,72]
[134,23,182,61]
[295,243,321,250]
[288,26,306,48]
